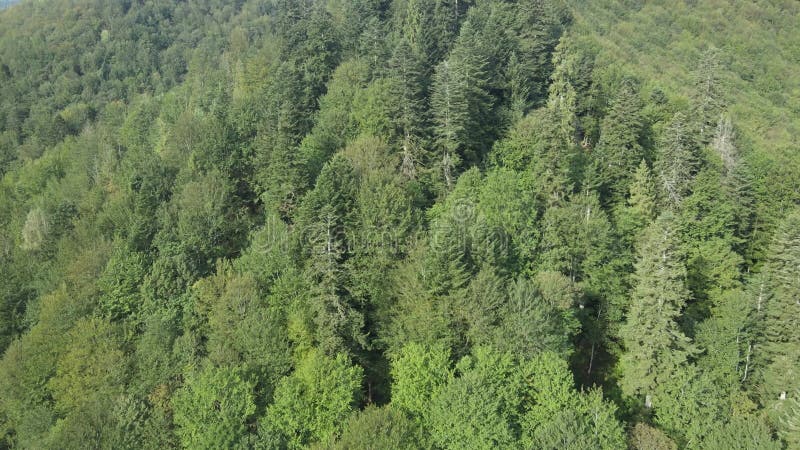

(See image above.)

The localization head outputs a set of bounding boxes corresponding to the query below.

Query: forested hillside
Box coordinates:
[0,0,798,448]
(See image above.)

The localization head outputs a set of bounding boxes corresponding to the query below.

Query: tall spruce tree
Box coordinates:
[387,37,429,179]
[755,209,800,446]
[690,48,726,145]
[592,81,645,203]
[655,113,699,208]
[294,155,365,355]
[618,160,658,238]
[619,212,694,409]
[430,18,493,191]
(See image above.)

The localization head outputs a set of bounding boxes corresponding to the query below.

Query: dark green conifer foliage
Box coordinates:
[754,209,800,446]
[386,37,429,179]
[619,160,658,237]
[655,113,699,208]
[491,107,577,207]
[592,82,645,203]
[0,1,798,447]
[618,212,694,408]
[430,20,493,190]
[690,48,726,145]
[294,155,365,355]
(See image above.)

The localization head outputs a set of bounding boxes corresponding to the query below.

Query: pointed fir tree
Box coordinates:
[619,212,694,409]
[387,37,429,179]
[620,160,658,234]
[755,209,800,444]
[513,0,569,104]
[592,81,645,204]
[294,155,365,355]
[690,48,726,145]
[402,0,465,74]
[712,115,738,177]
[709,116,757,259]
[429,17,494,191]
[430,59,467,190]
[655,112,699,208]
[547,35,598,143]
[506,52,533,122]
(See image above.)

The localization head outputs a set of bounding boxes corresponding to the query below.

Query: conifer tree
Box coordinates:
[402,0,466,73]
[513,0,570,104]
[506,52,533,121]
[691,48,726,145]
[430,19,493,190]
[387,37,428,179]
[655,113,699,208]
[619,212,694,409]
[547,35,597,143]
[430,59,468,190]
[294,155,364,355]
[490,107,576,207]
[755,209,800,445]
[592,81,644,203]
[619,160,658,238]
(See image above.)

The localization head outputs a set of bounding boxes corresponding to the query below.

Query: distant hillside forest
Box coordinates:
[0,0,799,448]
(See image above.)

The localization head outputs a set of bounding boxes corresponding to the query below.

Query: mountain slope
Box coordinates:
[570,0,800,248]
[0,1,798,448]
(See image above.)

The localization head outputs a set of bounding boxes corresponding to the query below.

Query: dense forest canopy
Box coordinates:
[0,0,798,448]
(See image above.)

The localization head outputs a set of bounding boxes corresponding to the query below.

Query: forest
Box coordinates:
[0,0,799,448]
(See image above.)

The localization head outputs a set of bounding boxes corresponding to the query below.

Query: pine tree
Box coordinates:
[694,289,751,390]
[402,0,466,73]
[513,0,569,104]
[619,212,694,409]
[547,35,597,143]
[506,52,533,121]
[429,19,494,190]
[712,115,737,177]
[711,116,756,259]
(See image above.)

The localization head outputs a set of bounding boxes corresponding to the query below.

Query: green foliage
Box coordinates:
[98,244,147,320]
[629,423,677,450]
[265,350,363,449]
[655,112,700,207]
[491,107,578,206]
[494,273,581,358]
[186,265,292,399]
[390,342,452,420]
[320,405,423,450]
[521,352,626,450]
[591,81,645,202]
[618,213,694,407]
[0,0,798,447]
[294,154,365,355]
[172,365,256,450]
[699,415,781,450]
[753,209,800,445]
[426,349,520,449]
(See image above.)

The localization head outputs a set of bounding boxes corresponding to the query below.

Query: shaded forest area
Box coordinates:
[0,0,799,448]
